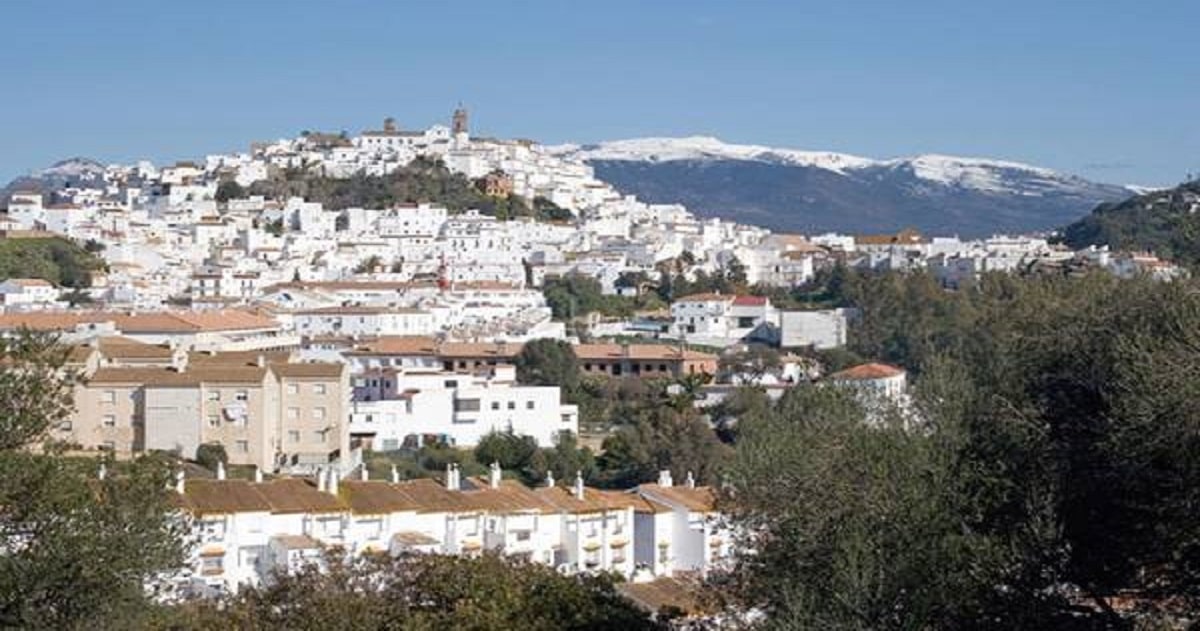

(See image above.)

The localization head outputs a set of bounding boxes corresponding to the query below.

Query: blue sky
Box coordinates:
[1,0,1196,185]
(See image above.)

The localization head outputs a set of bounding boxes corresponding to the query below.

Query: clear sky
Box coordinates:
[1,0,1196,186]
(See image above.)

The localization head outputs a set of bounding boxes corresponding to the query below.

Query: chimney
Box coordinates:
[360,466,369,481]
[445,463,456,491]
[573,470,585,500]
[545,471,555,488]
[327,468,339,495]
[175,469,186,494]
[390,464,400,484]
[657,470,673,488]
[317,467,327,492]
[254,465,264,484]
[686,471,696,489]
[489,461,502,489]
[256,354,266,368]
[98,463,107,481]
[216,461,226,481]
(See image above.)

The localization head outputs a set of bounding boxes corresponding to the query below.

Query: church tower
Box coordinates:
[452,106,468,135]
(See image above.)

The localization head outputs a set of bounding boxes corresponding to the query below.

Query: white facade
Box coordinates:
[348,365,578,448]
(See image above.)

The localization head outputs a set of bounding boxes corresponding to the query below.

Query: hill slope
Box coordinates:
[1059,181,1200,264]
[555,137,1132,236]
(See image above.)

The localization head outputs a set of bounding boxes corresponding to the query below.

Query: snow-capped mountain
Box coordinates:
[36,157,107,179]
[555,137,1133,236]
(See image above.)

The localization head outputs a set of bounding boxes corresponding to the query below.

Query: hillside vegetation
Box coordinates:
[0,237,105,288]
[246,157,571,221]
[1060,181,1200,265]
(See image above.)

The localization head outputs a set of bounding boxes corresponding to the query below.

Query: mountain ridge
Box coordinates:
[554,136,1133,236]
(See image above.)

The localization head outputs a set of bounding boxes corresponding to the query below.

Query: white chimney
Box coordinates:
[545,471,555,488]
[327,468,339,495]
[390,464,400,484]
[489,461,502,489]
[216,461,226,481]
[317,467,327,492]
[445,463,456,490]
[686,471,696,488]
[360,467,369,481]
[256,354,266,368]
[175,469,185,494]
[254,465,264,484]
[657,470,673,488]
[573,470,585,500]
[98,463,107,481]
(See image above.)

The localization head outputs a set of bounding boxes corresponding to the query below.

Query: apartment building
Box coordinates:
[345,336,717,380]
[575,343,717,378]
[60,339,351,473]
[348,364,578,448]
[669,293,778,347]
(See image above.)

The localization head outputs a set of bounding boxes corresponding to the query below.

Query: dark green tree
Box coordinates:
[514,338,580,395]
[0,331,185,629]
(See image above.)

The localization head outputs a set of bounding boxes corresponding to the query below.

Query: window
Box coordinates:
[207,415,220,428]
[235,440,249,453]
[312,430,325,443]
[207,390,220,402]
[235,390,248,402]
[102,414,116,428]
[454,398,480,413]
[312,407,327,421]
[491,401,500,411]
[288,430,300,443]
[313,383,326,395]
[286,407,300,420]
[658,543,670,563]
[200,555,223,575]
[443,380,458,388]
[515,530,531,542]
[101,390,116,404]
[526,401,535,410]
[57,420,72,432]
[507,401,516,410]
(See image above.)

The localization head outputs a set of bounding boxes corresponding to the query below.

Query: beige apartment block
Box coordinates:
[59,338,350,472]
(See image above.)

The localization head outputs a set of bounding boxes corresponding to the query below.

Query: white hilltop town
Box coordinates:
[0,107,1185,600]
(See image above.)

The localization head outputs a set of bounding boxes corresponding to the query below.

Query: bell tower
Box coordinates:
[452,105,468,136]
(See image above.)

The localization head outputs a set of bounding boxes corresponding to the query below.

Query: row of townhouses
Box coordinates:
[174,465,728,597]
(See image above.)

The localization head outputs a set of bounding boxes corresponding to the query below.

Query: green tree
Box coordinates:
[527,431,596,486]
[595,402,730,489]
[195,442,228,471]
[515,338,580,395]
[214,180,246,203]
[474,431,538,473]
[0,331,184,629]
[162,552,660,630]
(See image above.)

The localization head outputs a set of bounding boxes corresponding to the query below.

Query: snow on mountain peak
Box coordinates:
[555,136,876,173]
[555,136,1100,195]
[37,157,107,178]
[884,154,1063,193]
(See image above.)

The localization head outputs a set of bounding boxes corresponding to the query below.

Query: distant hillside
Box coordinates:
[0,158,107,206]
[554,137,1132,237]
[0,237,106,288]
[1059,181,1200,265]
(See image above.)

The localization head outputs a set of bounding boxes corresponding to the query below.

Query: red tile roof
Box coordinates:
[830,362,905,381]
